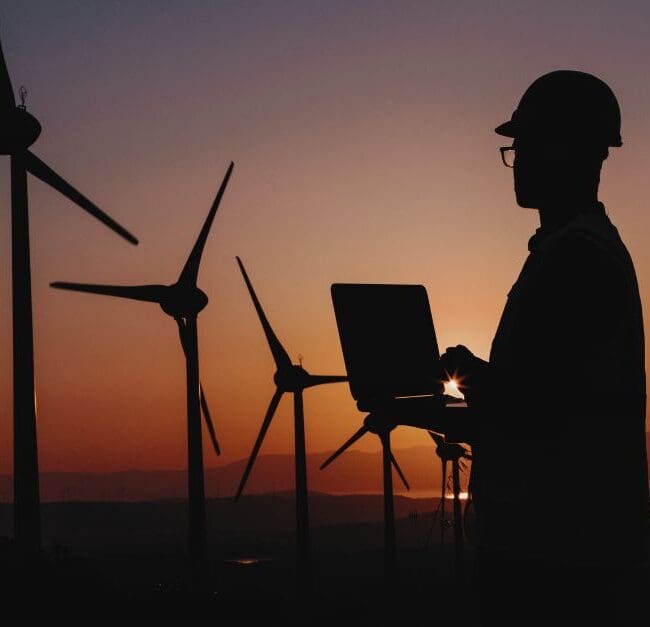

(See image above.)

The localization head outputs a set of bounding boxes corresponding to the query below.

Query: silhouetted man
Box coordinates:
[366,70,649,626]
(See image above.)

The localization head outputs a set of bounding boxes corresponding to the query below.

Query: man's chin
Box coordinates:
[515,191,540,209]
[516,200,539,210]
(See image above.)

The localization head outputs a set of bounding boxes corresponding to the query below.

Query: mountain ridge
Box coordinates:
[1,432,648,502]
[0,445,455,502]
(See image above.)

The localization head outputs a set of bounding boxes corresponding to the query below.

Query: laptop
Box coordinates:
[331,283,443,404]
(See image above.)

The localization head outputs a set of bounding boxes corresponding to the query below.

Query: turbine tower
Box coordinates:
[429,431,471,584]
[234,256,347,592]
[319,418,411,581]
[0,36,138,560]
[51,162,233,588]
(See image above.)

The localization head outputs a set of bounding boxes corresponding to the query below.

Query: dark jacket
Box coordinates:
[468,203,648,566]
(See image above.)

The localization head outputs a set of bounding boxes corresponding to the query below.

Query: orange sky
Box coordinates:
[1,2,649,473]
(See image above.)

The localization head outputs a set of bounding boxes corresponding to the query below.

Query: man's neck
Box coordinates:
[538,194,600,230]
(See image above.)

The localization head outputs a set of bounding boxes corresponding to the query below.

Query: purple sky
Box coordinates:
[0,1,649,472]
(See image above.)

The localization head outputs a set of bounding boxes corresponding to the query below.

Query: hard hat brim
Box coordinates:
[494,117,622,146]
[494,120,516,138]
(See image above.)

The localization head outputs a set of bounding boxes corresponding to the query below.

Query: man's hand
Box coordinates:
[440,344,488,399]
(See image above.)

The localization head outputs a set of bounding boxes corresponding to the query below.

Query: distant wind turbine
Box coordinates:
[51,162,233,588]
[234,256,347,592]
[319,417,411,581]
[429,431,471,584]
[0,35,138,560]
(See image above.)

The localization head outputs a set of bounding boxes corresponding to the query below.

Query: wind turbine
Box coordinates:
[429,431,471,584]
[319,418,411,581]
[233,256,347,591]
[0,36,138,560]
[50,162,233,588]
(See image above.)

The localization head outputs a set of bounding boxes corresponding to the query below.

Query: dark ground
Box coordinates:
[0,545,477,625]
[0,494,479,624]
[1,495,646,624]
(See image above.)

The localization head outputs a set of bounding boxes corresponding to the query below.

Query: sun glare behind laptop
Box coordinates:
[444,378,463,398]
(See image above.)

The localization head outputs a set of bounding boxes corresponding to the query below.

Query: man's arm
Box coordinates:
[360,396,479,443]
[363,233,627,443]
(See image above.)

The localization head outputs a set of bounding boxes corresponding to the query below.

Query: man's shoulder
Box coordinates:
[541,217,629,280]
[547,229,614,262]
[534,224,629,307]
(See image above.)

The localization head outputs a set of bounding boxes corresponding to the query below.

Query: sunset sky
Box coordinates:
[1,1,649,475]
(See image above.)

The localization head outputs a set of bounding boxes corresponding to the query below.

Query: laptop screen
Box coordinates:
[331,283,441,402]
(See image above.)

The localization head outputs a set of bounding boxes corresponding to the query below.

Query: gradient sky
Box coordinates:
[1,1,649,474]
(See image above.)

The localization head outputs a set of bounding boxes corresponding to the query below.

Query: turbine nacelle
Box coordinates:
[429,431,472,462]
[0,38,41,153]
[159,284,209,318]
[273,365,311,392]
[0,107,41,154]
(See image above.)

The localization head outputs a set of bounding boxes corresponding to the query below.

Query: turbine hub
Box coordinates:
[274,365,310,392]
[159,284,208,318]
[0,107,41,154]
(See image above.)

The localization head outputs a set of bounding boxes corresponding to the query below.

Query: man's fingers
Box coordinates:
[440,353,461,375]
[441,345,475,373]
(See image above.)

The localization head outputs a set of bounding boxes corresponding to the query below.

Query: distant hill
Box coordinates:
[0,446,457,502]
[0,492,456,555]
[0,432,647,502]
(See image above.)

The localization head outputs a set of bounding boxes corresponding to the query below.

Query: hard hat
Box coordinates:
[495,70,622,147]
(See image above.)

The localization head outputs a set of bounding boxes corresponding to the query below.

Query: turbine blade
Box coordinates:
[50,282,167,303]
[319,426,368,470]
[0,37,16,110]
[390,452,410,491]
[428,431,445,447]
[234,388,283,501]
[175,317,188,354]
[236,256,292,369]
[304,375,348,389]
[200,383,220,456]
[178,161,234,286]
[24,151,138,244]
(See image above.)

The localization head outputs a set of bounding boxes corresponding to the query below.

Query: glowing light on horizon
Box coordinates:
[444,491,469,500]
[230,558,262,566]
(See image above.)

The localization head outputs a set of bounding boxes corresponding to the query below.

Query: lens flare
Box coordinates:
[444,378,463,397]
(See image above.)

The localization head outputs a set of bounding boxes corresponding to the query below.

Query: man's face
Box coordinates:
[511,136,605,209]
[511,136,561,209]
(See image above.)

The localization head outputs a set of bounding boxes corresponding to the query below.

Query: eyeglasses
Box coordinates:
[500,146,515,168]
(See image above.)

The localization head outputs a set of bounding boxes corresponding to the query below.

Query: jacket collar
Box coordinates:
[527,202,614,253]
